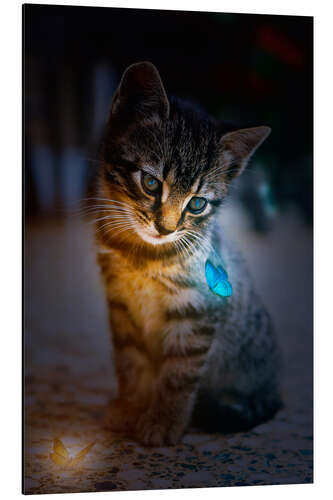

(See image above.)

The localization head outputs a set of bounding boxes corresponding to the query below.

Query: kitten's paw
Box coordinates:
[166,425,183,446]
[135,410,183,447]
[103,398,141,434]
[136,411,167,447]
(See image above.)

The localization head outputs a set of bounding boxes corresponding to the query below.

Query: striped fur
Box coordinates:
[96,63,281,446]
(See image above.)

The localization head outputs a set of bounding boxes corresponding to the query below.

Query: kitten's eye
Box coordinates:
[188,196,207,214]
[142,172,161,195]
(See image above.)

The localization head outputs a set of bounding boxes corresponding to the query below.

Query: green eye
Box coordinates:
[142,172,161,194]
[188,196,207,214]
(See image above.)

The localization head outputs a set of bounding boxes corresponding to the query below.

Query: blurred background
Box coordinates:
[23,5,313,494]
[24,4,313,228]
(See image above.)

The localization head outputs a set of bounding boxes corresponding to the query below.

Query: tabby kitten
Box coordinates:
[95,62,282,446]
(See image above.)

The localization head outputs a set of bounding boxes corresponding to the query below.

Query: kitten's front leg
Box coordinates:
[136,323,215,446]
[104,302,153,434]
[104,346,151,434]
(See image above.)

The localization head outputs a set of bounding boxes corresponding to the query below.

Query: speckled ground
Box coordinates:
[23,204,313,494]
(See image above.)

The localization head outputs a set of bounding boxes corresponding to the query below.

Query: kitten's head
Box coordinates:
[97,62,270,259]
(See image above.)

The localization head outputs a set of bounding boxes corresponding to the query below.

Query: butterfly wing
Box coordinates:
[213,279,232,298]
[68,442,95,468]
[50,438,69,466]
[217,265,228,281]
[205,260,220,289]
[205,260,232,297]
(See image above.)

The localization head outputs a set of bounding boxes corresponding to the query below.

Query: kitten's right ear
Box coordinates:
[110,62,169,125]
[217,126,271,179]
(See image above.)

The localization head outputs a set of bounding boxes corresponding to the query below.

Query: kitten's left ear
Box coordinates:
[110,61,170,124]
[217,126,271,179]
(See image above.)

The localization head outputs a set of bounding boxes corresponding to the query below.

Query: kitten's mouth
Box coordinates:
[134,222,178,246]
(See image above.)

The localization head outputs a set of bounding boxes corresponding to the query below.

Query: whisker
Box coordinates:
[186,230,213,253]
[78,197,132,206]
[75,206,133,215]
[90,214,132,225]
[174,239,187,261]
[173,239,181,259]
[73,204,134,218]
[178,236,192,260]
[175,237,187,259]
[108,225,135,238]
[182,237,196,259]
[182,231,211,259]
[95,220,134,234]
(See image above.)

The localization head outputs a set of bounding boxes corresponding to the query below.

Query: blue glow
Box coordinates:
[205,260,232,297]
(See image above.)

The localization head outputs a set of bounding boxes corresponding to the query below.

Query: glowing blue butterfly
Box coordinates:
[205,260,232,297]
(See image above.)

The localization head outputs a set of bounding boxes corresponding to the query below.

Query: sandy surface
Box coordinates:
[23,202,313,494]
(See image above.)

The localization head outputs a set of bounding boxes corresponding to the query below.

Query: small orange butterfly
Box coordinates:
[50,438,95,468]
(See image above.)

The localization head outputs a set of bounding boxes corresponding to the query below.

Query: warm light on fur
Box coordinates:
[94,62,281,447]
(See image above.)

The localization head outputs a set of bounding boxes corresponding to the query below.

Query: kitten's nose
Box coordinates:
[155,221,175,235]
[156,202,181,235]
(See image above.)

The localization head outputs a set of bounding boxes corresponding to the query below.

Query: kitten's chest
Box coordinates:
[99,251,205,355]
[99,252,170,336]
[120,272,166,336]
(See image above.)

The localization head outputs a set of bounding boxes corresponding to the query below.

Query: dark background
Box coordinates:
[24,4,313,228]
[23,5,313,494]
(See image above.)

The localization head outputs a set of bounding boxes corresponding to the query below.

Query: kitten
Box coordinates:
[95,62,282,446]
